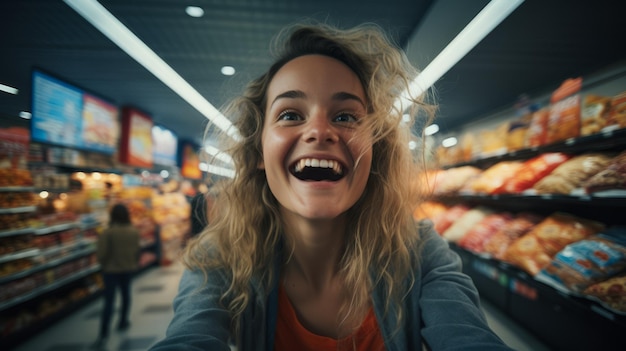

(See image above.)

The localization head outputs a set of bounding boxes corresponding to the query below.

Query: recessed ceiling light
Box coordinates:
[221,66,236,76]
[19,111,32,119]
[63,0,239,143]
[424,124,439,136]
[185,6,204,18]
[442,137,458,148]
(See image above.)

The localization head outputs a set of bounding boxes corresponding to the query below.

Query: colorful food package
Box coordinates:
[442,206,493,242]
[546,77,583,144]
[506,116,531,152]
[414,169,444,198]
[581,94,612,136]
[479,123,509,157]
[465,161,523,194]
[583,150,626,193]
[524,108,549,148]
[458,212,513,253]
[434,166,481,195]
[459,131,476,162]
[413,201,448,221]
[533,153,613,194]
[583,273,626,313]
[496,152,570,194]
[433,204,470,235]
[435,144,462,168]
[607,91,626,129]
[506,97,535,152]
[483,212,543,260]
[503,212,605,276]
[537,227,626,293]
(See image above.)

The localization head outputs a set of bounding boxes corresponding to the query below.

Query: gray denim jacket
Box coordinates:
[149,222,513,350]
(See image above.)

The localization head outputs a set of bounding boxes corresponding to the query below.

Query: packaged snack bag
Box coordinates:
[458,212,513,253]
[442,207,493,242]
[496,152,570,194]
[413,201,448,222]
[533,153,613,194]
[506,117,531,152]
[537,227,626,293]
[467,161,523,194]
[504,212,604,276]
[479,123,509,157]
[583,150,626,193]
[459,131,476,162]
[434,166,481,195]
[583,274,626,313]
[483,212,543,260]
[524,108,549,148]
[607,91,626,129]
[581,94,612,136]
[433,204,470,235]
[546,77,582,144]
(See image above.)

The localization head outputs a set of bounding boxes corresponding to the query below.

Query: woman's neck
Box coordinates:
[281,211,347,291]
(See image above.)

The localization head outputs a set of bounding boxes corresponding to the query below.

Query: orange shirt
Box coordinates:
[274,285,386,351]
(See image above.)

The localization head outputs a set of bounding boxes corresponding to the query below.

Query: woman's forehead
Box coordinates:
[266,54,366,103]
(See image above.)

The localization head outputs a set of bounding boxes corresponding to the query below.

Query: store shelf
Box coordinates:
[449,243,625,349]
[0,186,35,192]
[0,206,37,214]
[34,222,79,235]
[0,264,100,312]
[0,227,34,238]
[1,287,103,350]
[435,193,626,224]
[444,127,626,170]
[0,245,96,285]
[0,248,39,264]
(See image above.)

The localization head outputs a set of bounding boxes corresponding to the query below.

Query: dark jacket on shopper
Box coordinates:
[97,224,141,273]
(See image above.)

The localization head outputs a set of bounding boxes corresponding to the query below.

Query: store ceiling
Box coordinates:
[1,0,625,148]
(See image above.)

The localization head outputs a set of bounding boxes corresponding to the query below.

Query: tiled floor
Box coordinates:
[11,261,552,351]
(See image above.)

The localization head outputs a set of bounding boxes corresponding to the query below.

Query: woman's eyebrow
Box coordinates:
[332,92,366,108]
[270,90,305,107]
[270,90,365,109]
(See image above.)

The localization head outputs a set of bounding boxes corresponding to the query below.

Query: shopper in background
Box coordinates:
[150,22,513,350]
[94,203,141,349]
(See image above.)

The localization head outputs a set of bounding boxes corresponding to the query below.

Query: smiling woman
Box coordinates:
[149,21,514,351]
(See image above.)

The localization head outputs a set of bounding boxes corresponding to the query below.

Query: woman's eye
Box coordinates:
[277,111,301,121]
[334,112,358,123]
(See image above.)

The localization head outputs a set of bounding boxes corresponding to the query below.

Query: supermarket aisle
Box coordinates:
[12,260,552,351]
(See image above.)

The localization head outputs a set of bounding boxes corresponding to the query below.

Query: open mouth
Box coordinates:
[290,158,345,181]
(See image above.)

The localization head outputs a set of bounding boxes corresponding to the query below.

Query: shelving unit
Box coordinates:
[0,185,104,348]
[433,123,626,349]
[450,243,625,350]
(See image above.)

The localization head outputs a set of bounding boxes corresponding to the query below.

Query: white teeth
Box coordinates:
[293,158,343,175]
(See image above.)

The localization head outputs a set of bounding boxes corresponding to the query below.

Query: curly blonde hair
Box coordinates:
[184,21,435,340]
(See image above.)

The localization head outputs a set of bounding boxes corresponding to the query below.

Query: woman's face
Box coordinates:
[260,54,372,221]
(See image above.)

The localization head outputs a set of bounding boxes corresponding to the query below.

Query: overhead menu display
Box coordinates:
[152,125,178,166]
[30,69,119,154]
[119,107,153,168]
[82,93,119,153]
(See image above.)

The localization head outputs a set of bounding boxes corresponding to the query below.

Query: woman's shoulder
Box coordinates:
[411,219,441,248]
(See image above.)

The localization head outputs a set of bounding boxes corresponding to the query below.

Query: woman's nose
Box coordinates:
[303,113,339,144]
